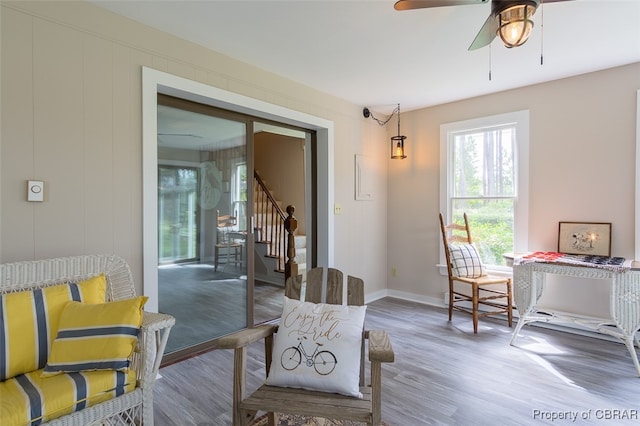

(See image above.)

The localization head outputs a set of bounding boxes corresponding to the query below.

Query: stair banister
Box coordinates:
[254,171,291,273]
[284,205,298,282]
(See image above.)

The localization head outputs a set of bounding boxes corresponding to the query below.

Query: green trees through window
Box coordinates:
[450,125,517,266]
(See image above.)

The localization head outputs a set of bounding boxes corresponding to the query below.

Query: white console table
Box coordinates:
[511,260,640,376]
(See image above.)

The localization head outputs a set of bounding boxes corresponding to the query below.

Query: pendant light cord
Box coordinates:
[365,104,401,126]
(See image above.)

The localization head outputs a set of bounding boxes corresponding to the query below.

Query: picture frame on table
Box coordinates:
[558,221,612,257]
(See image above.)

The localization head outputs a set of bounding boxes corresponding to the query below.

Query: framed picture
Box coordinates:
[558,222,612,256]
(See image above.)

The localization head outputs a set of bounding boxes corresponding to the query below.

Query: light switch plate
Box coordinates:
[28,180,44,202]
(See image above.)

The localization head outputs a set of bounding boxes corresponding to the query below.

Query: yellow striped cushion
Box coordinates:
[0,368,136,426]
[0,275,107,381]
[42,296,147,377]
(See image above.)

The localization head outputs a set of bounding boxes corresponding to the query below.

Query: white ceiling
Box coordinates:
[91,0,640,113]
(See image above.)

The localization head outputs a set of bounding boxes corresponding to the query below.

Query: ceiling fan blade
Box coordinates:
[394,0,488,11]
[468,13,498,51]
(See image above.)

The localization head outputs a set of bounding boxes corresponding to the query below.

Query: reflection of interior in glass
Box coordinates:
[157,98,249,357]
[157,103,247,269]
[155,97,312,360]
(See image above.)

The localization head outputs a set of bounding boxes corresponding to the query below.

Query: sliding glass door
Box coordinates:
[157,95,250,360]
[153,93,314,363]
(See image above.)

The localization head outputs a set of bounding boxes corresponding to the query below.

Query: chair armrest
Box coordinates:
[217,324,278,349]
[136,311,175,389]
[368,330,394,363]
[141,311,176,331]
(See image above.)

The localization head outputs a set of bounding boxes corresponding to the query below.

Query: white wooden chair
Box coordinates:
[217,267,394,426]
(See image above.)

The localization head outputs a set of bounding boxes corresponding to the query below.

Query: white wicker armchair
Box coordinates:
[0,255,175,425]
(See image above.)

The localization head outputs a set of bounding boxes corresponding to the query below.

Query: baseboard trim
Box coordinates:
[366,289,444,308]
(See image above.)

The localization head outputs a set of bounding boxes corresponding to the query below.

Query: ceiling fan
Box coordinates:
[394,0,572,50]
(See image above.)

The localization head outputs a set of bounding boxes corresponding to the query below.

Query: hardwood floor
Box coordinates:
[154,297,640,425]
[158,263,284,356]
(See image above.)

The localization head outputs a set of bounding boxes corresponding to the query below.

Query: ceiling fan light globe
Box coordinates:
[498,4,536,48]
[499,20,534,47]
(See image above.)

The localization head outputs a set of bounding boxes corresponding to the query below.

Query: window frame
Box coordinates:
[232,161,248,231]
[439,110,530,273]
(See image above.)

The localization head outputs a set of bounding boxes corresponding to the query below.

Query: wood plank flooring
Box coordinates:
[154,297,640,425]
[158,263,284,354]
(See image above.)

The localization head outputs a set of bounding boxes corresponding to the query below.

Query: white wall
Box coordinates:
[389,62,640,315]
[2,1,639,316]
[0,1,389,297]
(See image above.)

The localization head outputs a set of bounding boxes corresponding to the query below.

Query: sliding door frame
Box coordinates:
[142,67,334,313]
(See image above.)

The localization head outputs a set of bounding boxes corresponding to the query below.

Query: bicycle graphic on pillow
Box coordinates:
[280,336,337,375]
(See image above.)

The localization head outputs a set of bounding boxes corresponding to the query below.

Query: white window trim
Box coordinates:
[439,110,530,274]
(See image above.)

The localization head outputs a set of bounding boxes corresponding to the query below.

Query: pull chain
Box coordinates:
[540,0,545,65]
[489,43,492,81]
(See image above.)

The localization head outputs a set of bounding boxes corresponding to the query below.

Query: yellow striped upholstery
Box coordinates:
[0,275,107,381]
[42,296,147,377]
[0,368,136,426]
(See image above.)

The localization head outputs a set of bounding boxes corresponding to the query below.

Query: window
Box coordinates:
[158,166,199,263]
[232,162,248,231]
[440,111,529,270]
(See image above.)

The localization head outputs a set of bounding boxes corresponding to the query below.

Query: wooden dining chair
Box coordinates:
[214,210,243,271]
[439,212,513,333]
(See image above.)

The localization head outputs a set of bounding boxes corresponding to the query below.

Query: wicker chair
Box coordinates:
[439,212,513,333]
[218,267,394,426]
[0,255,175,425]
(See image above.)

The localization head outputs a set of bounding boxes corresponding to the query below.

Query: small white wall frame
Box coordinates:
[355,154,373,201]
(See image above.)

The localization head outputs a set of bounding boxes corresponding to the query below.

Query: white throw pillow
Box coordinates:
[448,243,486,278]
[266,296,367,398]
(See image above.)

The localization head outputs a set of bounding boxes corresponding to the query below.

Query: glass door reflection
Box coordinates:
[157,95,248,357]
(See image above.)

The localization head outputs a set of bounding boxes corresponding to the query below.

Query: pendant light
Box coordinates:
[363,103,407,160]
